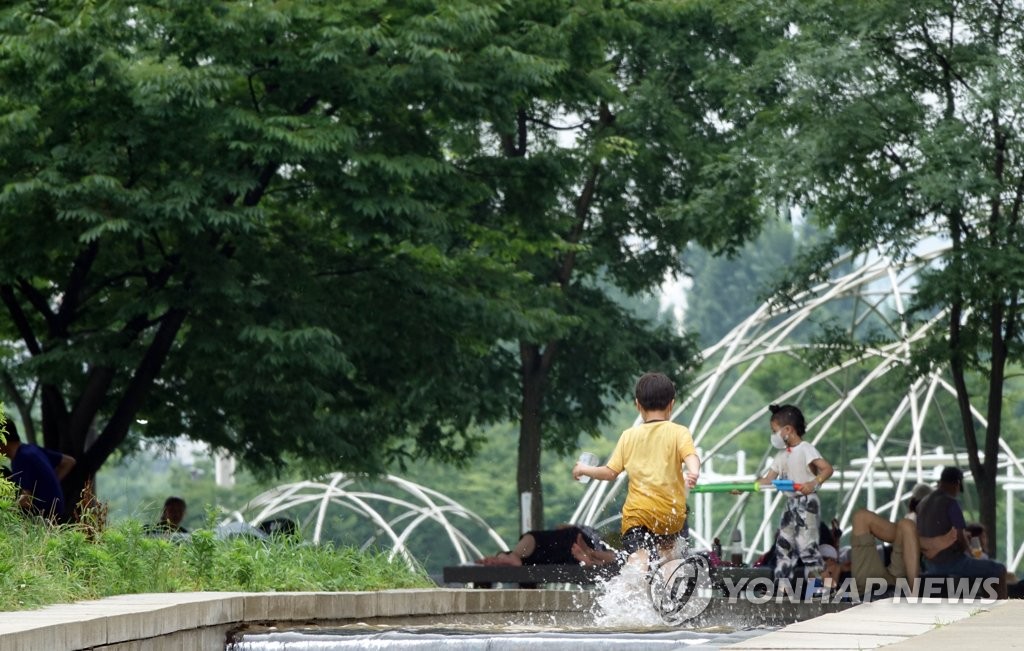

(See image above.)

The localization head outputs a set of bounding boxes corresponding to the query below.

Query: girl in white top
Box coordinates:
[759,404,834,583]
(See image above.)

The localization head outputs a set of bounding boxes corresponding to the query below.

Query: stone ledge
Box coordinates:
[0,589,595,651]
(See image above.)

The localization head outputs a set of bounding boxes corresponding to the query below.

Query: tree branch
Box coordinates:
[75,307,189,477]
[0,285,42,355]
[55,240,100,336]
[1,370,37,443]
[16,279,58,336]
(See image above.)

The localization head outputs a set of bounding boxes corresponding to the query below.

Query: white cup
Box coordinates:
[577,452,600,483]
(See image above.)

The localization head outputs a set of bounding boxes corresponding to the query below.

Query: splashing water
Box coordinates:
[591,563,666,628]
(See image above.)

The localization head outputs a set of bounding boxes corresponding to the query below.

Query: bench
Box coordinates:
[441,562,772,590]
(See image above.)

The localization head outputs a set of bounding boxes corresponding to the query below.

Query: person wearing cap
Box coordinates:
[916,466,1007,598]
[849,481,940,595]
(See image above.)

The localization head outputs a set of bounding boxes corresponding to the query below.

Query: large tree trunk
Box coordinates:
[950,301,1006,560]
[977,298,1008,559]
[517,333,564,533]
[518,343,547,534]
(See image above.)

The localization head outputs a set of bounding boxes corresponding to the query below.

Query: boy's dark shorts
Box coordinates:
[622,525,685,560]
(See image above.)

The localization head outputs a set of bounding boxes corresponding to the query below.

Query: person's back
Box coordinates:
[604,372,700,563]
[611,420,692,531]
[1,421,74,521]
[916,489,963,564]
[916,467,1006,598]
[11,443,66,518]
[572,372,701,566]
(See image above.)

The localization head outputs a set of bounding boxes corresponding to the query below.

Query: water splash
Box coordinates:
[591,563,666,628]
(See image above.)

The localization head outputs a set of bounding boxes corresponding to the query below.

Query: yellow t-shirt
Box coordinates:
[606,420,697,536]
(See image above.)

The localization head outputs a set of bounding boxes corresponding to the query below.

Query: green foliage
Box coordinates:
[0,504,430,612]
[440,0,791,527]
[746,0,1024,554]
[96,448,301,532]
[0,0,786,535]
[0,0,574,492]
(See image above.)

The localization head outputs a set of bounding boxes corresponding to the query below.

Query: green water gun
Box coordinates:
[689,479,804,493]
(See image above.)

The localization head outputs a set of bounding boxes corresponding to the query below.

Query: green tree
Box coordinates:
[467,1,785,529]
[685,219,800,348]
[0,1,784,534]
[0,2,564,509]
[760,0,1024,555]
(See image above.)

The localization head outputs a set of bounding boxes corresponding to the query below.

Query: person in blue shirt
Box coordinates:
[917,466,1007,598]
[0,420,76,521]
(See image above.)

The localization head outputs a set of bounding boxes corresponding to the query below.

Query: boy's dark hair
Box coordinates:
[259,517,298,537]
[2,419,20,443]
[939,466,964,490]
[164,496,186,509]
[966,522,985,538]
[635,372,676,411]
[769,404,806,436]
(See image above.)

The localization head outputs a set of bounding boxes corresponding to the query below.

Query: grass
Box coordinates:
[0,497,433,612]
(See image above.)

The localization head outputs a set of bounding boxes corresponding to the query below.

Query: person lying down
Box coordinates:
[478,525,621,567]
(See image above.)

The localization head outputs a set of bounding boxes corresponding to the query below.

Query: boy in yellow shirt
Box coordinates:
[573,372,700,567]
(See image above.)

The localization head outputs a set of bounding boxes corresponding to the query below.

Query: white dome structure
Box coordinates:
[573,243,1024,571]
[221,473,508,572]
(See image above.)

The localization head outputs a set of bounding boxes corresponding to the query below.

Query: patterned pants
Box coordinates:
[774,493,822,581]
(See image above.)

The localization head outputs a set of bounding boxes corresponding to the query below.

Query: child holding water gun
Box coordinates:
[573,372,700,569]
[758,404,834,583]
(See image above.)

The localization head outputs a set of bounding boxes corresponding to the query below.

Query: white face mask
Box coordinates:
[770,430,787,450]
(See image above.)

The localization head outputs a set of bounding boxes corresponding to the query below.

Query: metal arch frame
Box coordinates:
[222,473,509,571]
[570,242,1024,571]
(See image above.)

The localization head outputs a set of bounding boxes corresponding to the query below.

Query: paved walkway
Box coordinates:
[0,590,1019,650]
[725,598,1021,650]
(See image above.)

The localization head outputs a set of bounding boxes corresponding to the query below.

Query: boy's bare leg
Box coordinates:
[571,533,618,566]
[479,533,535,566]
[852,508,898,543]
[894,518,920,584]
[659,540,681,562]
[624,548,651,573]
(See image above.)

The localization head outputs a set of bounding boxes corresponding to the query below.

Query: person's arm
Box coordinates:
[757,469,780,486]
[947,500,967,553]
[55,453,76,480]
[683,453,700,488]
[811,457,834,484]
[800,457,834,495]
[573,462,619,482]
[919,526,959,559]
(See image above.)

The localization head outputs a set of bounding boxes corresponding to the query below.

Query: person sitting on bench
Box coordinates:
[917,466,1007,598]
[478,525,619,567]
